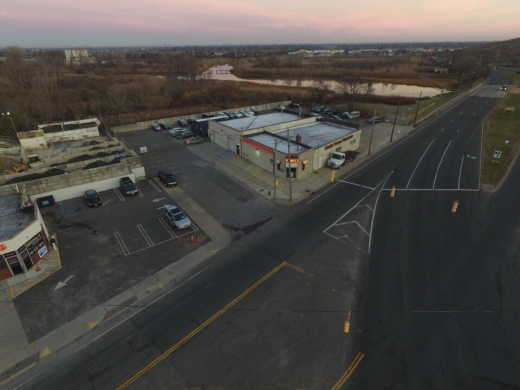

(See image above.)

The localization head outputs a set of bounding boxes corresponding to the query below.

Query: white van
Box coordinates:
[348,111,360,119]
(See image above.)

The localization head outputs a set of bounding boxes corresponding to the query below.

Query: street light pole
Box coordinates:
[287,128,292,202]
[390,100,400,142]
[413,91,422,127]
[273,138,277,200]
[368,109,376,156]
[2,112,17,133]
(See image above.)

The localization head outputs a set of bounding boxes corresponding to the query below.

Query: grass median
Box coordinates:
[483,86,520,186]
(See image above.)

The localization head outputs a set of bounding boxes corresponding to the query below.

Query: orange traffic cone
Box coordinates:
[36,263,41,271]
[196,236,201,243]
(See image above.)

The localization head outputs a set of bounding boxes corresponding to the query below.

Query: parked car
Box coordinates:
[176,131,194,139]
[165,205,192,229]
[120,177,138,196]
[322,108,332,114]
[241,111,254,117]
[184,136,204,146]
[187,118,197,124]
[310,113,323,121]
[233,112,243,118]
[84,189,102,207]
[275,105,286,111]
[177,119,188,127]
[158,169,177,187]
[169,128,185,137]
[331,115,343,121]
[288,103,301,108]
[340,112,350,118]
[347,111,361,119]
[366,116,385,124]
[216,112,229,119]
[151,123,161,131]
[328,109,339,116]
[249,108,259,115]
[224,111,236,118]
[159,122,172,130]
[314,106,324,112]
[202,113,214,118]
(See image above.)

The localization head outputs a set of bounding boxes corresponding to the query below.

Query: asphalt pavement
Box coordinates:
[0,78,492,386]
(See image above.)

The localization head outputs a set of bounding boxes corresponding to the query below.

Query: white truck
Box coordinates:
[327,151,346,169]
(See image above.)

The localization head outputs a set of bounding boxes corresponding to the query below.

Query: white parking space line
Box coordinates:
[114,188,125,202]
[137,224,154,247]
[407,139,435,189]
[114,231,130,255]
[148,179,162,192]
[137,189,144,197]
[159,218,177,238]
[432,140,452,189]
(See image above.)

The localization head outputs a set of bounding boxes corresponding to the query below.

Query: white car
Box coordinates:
[233,112,243,118]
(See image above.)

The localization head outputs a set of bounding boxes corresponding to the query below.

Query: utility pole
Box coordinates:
[287,128,292,202]
[390,100,400,142]
[273,138,277,199]
[458,72,465,94]
[413,91,422,126]
[211,129,215,165]
[368,109,376,156]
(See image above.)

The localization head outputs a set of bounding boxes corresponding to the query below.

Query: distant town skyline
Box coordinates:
[1,0,519,48]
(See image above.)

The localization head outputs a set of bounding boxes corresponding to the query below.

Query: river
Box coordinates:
[206,65,444,97]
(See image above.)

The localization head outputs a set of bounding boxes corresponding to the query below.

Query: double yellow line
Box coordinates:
[331,352,365,390]
[118,261,291,389]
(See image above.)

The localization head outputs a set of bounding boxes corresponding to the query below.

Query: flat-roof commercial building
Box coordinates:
[208,112,361,180]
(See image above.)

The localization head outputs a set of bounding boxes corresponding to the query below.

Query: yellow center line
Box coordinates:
[117,261,288,389]
[331,352,365,390]
[284,262,314,276]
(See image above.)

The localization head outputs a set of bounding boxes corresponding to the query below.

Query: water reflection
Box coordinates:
[208,65,443,97]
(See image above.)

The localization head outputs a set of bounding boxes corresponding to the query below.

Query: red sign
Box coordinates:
[243,138,273,154]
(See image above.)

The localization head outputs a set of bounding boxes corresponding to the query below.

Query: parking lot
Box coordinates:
[16,177,207,342]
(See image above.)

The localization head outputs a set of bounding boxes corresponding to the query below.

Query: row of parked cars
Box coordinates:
[312,106,361,120]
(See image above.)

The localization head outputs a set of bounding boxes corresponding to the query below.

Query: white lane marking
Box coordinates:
[306,86,487,204]
[381,188,479,191]
[432,140,452,189]
[368,176,389,253]
[152,198,166,202]
[137,189,144,197]
[441,128,444,132]
[114,188,125,202]
[406,139,435,189]
[336,180,375,190]
[457,129,460,133]
[137,224,154,247]
[458,154,465,189]
[451,119,454,122]
[114,231,129,255]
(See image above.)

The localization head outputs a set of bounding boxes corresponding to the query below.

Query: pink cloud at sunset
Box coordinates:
[0,0,519,47]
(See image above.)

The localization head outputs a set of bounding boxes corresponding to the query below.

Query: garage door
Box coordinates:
[214,132,220,146]
[228,137,235,152]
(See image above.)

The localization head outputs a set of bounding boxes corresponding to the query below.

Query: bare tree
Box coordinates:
[337,78,374,112]
[311,80,331,102]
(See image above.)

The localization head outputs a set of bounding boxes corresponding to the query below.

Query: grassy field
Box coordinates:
[483,89,520,186]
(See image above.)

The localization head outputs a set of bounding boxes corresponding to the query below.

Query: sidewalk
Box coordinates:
[0,82,481,385]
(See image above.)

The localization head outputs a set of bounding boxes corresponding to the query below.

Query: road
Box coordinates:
[6,73,520,389]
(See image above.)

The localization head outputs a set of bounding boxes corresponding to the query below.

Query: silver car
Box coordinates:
[165,205,192,229]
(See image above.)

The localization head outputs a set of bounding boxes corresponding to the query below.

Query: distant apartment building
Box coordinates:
[64,49,96,65]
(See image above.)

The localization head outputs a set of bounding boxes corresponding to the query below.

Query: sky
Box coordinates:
[0,0,519,48]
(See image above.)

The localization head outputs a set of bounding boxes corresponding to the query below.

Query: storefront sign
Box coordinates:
[243,138,273,154]
[26,234,44,256]
[38,246,48,258]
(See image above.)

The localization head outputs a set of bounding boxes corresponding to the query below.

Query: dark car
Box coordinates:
[366,116,385,124]
[151,123,161,131]
[249,108,260,115]
[169,128,185,137]
[224,111,236,119]
[315,107,325,112]
[288,103,302,108]
[310,113,323,121]
[177,119,188,127]
[84,189,102,207]
[159,122,172,130]
[158,170,177,187]
[187,118,197,124]
[176,131,194,139]
[329,109,339,116]
[500,85,507,91]
[331,115,343,121]
[184,136,204,146]
[120,177,138,196]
